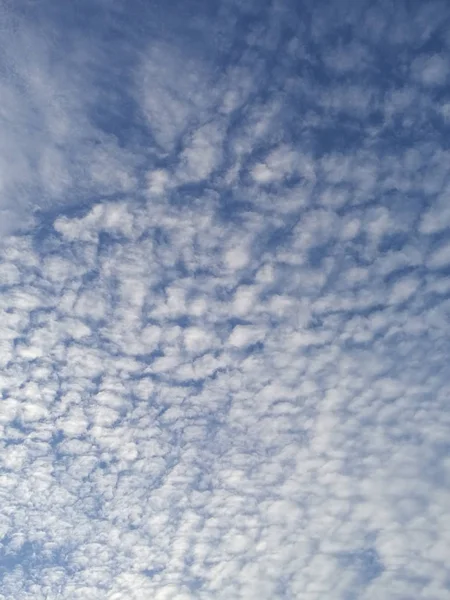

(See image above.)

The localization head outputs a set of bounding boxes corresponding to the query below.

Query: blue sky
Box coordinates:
[0,0,450,598]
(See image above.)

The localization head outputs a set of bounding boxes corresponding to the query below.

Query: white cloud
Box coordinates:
[232,285,257,316]
[428,241,450,269]
[389,276,420,304]
[147,169,171,196]
[224,245,250,270]
[251,145,298,184]
[177,122,224,183]
[412,54,449,86]
[228,324,264,348]
[420,199,450,234]
[183,326,215,354]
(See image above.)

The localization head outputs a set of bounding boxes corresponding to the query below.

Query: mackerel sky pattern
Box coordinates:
[0,1,450,598]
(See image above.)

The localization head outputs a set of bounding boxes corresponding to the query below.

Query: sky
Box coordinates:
[0,0,450,598]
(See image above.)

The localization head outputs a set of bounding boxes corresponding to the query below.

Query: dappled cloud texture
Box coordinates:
[0,0,450,598]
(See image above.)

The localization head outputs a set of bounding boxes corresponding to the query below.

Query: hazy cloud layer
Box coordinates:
[0,0,450,598]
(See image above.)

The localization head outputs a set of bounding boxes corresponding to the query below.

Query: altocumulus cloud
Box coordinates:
[0,0,450,598]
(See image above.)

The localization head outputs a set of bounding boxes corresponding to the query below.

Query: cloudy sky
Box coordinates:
[0,0,450,598]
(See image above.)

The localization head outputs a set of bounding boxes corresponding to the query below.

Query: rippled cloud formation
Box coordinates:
[0,0,450,598]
